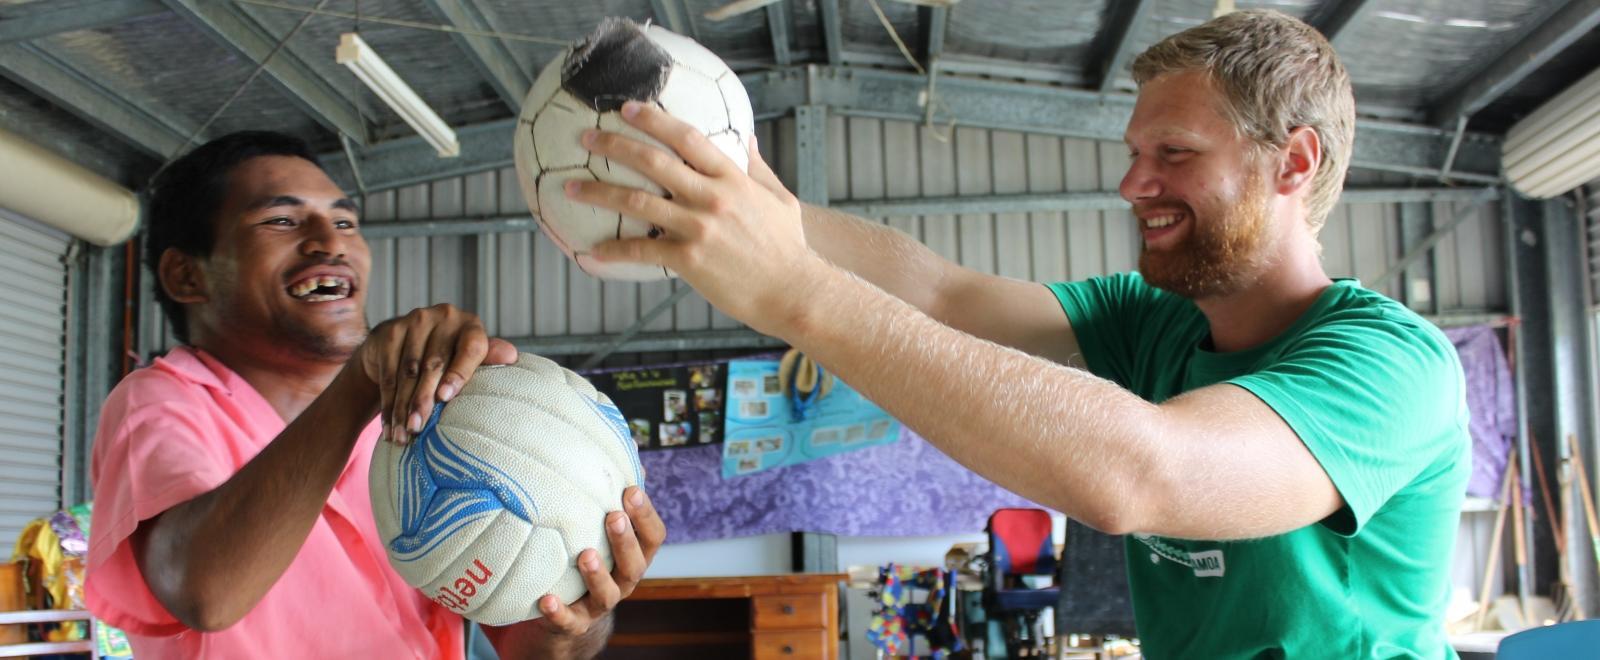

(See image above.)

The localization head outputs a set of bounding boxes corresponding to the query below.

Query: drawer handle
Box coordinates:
[780,604,795,615]
[782,644,794,654]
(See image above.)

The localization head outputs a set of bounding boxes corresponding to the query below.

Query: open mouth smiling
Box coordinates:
[286,274,353,302]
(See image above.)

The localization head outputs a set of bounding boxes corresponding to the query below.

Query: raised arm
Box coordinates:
[801,203,1084,368]
[572,102,1341,540]
[132,305,514,631]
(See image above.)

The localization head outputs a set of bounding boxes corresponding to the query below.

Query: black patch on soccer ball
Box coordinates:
[562,17,671,113]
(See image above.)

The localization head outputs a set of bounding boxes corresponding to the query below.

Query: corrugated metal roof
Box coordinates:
[0,0,1592,188]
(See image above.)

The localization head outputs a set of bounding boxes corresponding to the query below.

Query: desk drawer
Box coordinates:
[753,629,828,659]
[752,593,825,629]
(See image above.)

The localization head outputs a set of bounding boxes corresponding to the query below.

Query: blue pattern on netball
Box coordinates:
[391,403,538,560]
[585,395,643,483]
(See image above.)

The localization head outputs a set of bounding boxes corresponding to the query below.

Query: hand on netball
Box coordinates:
[353,303,518,444]
[534,486,666,635]
[569,100,831,337]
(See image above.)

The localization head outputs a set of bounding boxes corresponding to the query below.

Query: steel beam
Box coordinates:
[836,187,1495,217]
[511,328,782,356]
[1369,187,1500,290]
[793,105,828,205]
[578,286,695,369]
[422,0,530,112]
[161,0,369,144]
[1092,0,1155,93]
[352,187,1490,242]
[648,0,686,34]
[767,2,792,66]
[818,0,842,66]
[1309,0,1377,46]
[320,65,1505,192]
[1397,201,1439,314]
[0,43,193,158]
[1429,0,1600,126]
[360,214,538,239]
[321,118,516,194]
[918,5,947,68]
[0,0,166,45]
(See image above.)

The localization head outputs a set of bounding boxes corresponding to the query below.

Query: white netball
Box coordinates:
[513,17,755,280]
[368,353,643,625]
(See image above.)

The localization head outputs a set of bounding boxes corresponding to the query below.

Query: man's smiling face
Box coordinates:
[1120,70,1280,300]
[191,155,371,361]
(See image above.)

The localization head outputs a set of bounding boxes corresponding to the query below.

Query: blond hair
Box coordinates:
[1132,9,1355,236]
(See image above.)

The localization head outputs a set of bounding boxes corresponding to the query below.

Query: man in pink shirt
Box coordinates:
[86,131,665,658]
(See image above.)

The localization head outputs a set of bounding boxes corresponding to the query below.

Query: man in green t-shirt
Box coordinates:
[564,8,1470,658]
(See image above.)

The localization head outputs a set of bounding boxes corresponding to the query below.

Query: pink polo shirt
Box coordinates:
[85,346,465,659]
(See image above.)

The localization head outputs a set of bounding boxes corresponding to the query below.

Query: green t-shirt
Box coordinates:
[1049,273,1470,659]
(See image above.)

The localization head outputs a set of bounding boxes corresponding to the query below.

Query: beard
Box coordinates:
[1138,175,1277,300]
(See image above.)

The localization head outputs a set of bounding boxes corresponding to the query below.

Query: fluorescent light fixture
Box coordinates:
[336,32,459,158]
[1504,64,1600,199]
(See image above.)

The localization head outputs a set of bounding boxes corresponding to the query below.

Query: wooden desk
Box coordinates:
[603,574,844,659]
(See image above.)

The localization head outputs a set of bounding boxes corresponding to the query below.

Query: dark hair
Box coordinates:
[144,131,322,344]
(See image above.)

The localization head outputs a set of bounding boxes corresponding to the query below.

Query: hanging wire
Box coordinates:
[864,0,954,142]
[865,0,923,75]
[234,0,569,45]
[162,0,336,163]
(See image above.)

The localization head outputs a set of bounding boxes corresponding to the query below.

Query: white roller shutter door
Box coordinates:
[0,209,69,545]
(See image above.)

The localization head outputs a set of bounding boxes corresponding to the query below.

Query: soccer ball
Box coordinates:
[368,353,643,625]
[512,17,755,281]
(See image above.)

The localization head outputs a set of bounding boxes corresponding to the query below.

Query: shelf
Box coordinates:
[0,609,91,625]
[0,609,95,658]
[0,640,95,658]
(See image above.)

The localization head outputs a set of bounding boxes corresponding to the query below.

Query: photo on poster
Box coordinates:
[740,399,770,419]
[762,374,781,395]
[629,419,652,449]
[737,457,761,474]
[698,412,719,443]
[727,440,751,456]
[694,388,722,412]
[869,419,893,440]
[732,378,758,398]
[659,422,692,447]
[663,389,687,423]
[689,365,719,389]
[755,435,783,453]
[845,424,867,444]
[811,427,843,447]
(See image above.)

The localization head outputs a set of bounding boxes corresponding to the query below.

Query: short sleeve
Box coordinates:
[86,397,234,636]
[1049,273,1159,383]
[1229,310,1468,536]
[1049,273,1205,395]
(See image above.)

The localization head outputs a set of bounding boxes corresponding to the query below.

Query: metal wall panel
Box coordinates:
[0,209,70,546]
[140,117,1509,361]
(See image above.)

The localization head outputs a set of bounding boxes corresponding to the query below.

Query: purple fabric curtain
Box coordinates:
[1443,325,1517,499]
[640,427,1043,543]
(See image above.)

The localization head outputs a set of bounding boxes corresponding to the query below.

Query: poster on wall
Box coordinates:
[589,364,726,451]
[722,358,900,477]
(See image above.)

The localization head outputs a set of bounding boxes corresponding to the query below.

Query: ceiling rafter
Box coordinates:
[160,0,370,144]
[422,0,531,113]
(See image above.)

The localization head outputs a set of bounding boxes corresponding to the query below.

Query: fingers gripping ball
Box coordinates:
[513,17,755,281]
[369,353,644,625]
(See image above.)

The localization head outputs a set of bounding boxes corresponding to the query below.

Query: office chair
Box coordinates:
[984,508,1060,658]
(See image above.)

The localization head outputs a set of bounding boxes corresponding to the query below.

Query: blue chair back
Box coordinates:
[1497,620,1600,659]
